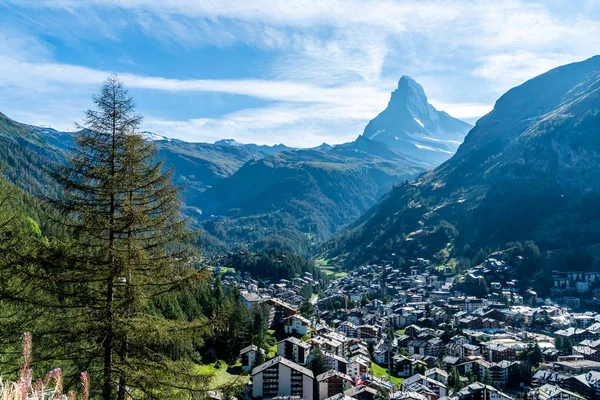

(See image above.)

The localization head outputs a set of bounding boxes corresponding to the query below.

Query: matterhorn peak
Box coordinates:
[361,76,471,166]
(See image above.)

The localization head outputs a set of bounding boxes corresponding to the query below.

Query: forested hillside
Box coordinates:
[199,136,427,255]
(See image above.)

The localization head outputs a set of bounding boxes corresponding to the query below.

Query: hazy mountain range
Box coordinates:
[0,75,469,254]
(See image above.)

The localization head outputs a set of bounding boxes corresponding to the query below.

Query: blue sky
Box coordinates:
[1,1,599,147]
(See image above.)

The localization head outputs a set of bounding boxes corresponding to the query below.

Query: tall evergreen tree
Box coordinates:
[42,75,210,399]
[308,347,328,376]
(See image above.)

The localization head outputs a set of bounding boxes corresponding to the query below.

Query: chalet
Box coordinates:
[424,367,448,385]
[373,342,391,365]
[347,355,370,378]
[309,336,343,357]
[343,386,377,400]
[563,371,600,399]
[455,382,512,400]
[323,351,349,375]
[267,298,298,325]
[402,374,447,398]
[489,360,520,386]
[392,355,415,378]
[485,343,516,362]
[528,384,585,400]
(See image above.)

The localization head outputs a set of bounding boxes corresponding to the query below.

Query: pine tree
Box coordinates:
[308,347,328,376]
[448,367,464,391]
[482,369,493,386]
[42,75,211,399]
[252,349,265,369]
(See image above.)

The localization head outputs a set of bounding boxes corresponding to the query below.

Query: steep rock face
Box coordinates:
[328,56,600,265]
[362,76,472,166]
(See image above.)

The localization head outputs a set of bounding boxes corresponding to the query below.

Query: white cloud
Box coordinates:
[144,103,371,147]
[473,51,579,92]
[0,57,390,108]
[429,102,493,120]
[1,0,599,146]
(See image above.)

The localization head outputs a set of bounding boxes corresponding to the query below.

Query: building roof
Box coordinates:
[316,369,353,382]
[529,384,585,400]
[390,392,427,400]
[343,386,378,398]
[239,344,259,355]
[554,359,600,370]
[457,382,512,399]
[323,351,348,363]
[324,395,356,400]
[402,374,446,389]
[425,367,449,378]
[252,356,314,378]
[279,336,311,349]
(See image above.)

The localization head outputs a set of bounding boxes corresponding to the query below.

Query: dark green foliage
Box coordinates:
[308,347,329,376]
[223,248,325,281]
[2,75,217,400]
[0,114,69,199]
[413,363,427,375]
[482,370,493,386]
[300,300,314,318]
[252,348,265,369]
[555,336,574,352]
[448,367,464,391]
[300,284,313,301]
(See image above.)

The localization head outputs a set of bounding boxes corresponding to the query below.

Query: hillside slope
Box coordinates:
[199,137,428,254]
[0,113,286,212]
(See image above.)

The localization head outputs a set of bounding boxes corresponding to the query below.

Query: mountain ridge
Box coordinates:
[325,55,600,269]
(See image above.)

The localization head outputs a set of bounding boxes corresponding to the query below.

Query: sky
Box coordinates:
[1,1,599,147]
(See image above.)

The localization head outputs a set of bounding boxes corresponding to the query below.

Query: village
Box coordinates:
[213,256,600,400]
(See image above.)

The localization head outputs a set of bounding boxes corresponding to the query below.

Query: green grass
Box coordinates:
[195,360,250,386]
[315,258,347,277]
[370,362,404,386]
[265,331,278,358]
[395,329,405,335]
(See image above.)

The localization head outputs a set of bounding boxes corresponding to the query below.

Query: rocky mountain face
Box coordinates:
[362,76,472,166]
[327,56,600,266]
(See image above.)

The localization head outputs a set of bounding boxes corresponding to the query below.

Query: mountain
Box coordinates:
[198,136,428,254]
[362,76,472,166]
[326,55,600,269]
[0,74,469,256]
[0,114,69,197]
[152,139,285,212]
[0,111,425,255]
[0,114,291,213]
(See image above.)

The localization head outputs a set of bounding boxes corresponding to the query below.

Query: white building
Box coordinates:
[284,315,311,336]
[252,356,315,400]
